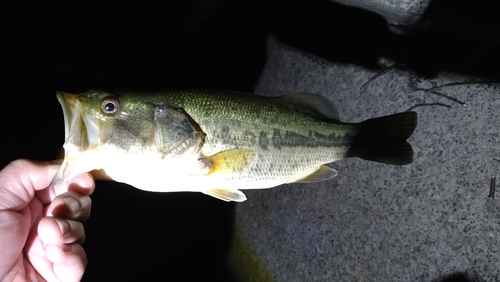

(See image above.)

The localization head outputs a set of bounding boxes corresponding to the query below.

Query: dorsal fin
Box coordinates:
[276,93,340,120]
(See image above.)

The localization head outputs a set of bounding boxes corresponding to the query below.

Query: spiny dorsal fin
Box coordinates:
[276,93,340,120]
[294,165,338,183]
[202,189,247,202]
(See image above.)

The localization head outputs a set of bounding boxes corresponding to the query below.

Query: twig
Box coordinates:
[489,177,496,199]
[412,80,500,107]
[405,103,451,112]
[429,91,467,107]
[412,80,500,92]
[360,64,399,94]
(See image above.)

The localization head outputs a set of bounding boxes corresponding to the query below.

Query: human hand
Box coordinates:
[0,159,94,282]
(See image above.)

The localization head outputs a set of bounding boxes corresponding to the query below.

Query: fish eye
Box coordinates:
[101,97,120,114]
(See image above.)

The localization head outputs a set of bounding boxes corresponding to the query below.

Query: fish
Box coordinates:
[52,89,417,202]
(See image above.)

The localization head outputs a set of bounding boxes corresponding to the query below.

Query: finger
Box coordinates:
[45,191,92,222]
[38,217,85,245]
[90,169,113,181]
[36,172,95,206]
[7,159,60,191]
[54,172,95,197]
[45,243,87,282]
[0,159,59,211]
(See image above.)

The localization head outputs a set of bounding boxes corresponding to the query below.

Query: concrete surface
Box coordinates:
[235,36,500,282]
[331,0,431,25]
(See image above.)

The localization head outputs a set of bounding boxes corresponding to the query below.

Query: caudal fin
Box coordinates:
[346,111,417,165]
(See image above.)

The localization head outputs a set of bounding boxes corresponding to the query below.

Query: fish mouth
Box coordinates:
[52,91,100,184]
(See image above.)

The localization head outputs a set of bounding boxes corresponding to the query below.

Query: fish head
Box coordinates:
[52,90,206,185]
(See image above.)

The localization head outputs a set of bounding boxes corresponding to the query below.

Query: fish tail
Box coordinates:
[346,111,417,165]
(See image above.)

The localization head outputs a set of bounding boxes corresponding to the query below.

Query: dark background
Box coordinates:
[1,0,500,281]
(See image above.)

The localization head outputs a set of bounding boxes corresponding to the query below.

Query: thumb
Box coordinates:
[0,159,60,211]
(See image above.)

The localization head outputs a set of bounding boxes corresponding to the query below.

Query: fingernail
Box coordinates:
[80,196,91,209]
[62,197,80,215]
[57,219,70,235]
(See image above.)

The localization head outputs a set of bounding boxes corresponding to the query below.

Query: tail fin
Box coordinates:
[346,112,417,165]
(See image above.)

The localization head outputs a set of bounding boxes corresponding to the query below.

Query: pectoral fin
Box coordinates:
[201,149,255,175]
[295,165,338,183]
[202,189,247,202]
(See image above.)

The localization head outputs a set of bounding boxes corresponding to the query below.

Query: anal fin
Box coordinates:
[295,165,338,183]
[202,189,247,202]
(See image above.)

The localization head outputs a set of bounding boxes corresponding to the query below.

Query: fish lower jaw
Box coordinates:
[53,149,103,184]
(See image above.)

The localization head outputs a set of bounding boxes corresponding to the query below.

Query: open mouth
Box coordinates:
[57,92,83,148]
[52,91,96,184]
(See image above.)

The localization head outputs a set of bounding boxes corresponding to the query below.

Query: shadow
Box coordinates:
[267,0,391,69]
[393,0,500,77]
[267,0,500,78]
[432,271,485,282]
[1,0,268,92]
[83,182,237,282]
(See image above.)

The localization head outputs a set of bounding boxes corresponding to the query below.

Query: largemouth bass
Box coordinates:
[53,89,417,202]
